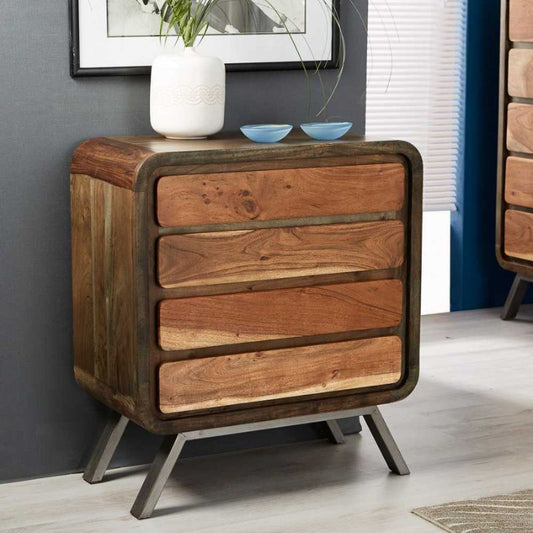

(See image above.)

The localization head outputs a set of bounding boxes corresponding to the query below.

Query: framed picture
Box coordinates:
[70,0,340,77]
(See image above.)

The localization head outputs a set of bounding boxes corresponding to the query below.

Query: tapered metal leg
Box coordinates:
[81,407,406,519]
[501,275,530,320]
[130,434,187,520]
[325,420,345,444]
[83,412,129,484]
[363,407,409,475]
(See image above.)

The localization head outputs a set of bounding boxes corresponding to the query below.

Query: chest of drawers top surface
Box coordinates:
[70,134,422,435]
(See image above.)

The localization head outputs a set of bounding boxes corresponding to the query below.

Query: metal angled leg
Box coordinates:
[501,275,530,320]
[325,420,345,444]
[83,412,129,484]
[363,407,410,475]
[130,434,187,520]
[81,407,406,519]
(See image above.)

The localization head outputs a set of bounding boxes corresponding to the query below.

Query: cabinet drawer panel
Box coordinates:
[157,220,405,288]
[159,336,403,414]
[505,157,533,208]
[509,49,533,98]
[507,103,533,154]
[158,280,403,351]
[510,0,533,42]
[156,164,405,227]
[505,209,533,261]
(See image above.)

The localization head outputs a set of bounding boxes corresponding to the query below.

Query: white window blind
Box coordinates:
[366,0,467,211]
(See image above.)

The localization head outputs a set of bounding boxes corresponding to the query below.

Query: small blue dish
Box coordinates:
[300,121,353,141]
[240,124,293,143]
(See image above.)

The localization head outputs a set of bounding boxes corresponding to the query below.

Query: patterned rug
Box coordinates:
[412,489,533,532]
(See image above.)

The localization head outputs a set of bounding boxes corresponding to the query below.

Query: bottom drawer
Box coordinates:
[158,336,402,414]
[505,209,533,261]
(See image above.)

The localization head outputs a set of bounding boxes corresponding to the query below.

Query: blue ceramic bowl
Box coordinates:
[240,124,293,143]
[300,121,353,141]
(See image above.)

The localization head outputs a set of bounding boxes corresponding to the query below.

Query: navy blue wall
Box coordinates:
[451,0,532,310]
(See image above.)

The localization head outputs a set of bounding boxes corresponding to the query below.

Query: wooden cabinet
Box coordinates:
[70,135,422,435]
[497,1,533,318]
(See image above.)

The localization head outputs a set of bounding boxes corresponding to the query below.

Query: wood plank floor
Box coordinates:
[1,306,533,532]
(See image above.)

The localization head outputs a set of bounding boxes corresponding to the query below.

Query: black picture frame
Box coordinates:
[69,0,340,77]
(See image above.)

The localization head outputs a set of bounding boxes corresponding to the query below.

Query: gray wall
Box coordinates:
[0,0,367,481]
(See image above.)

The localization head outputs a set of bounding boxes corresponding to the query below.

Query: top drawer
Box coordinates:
[156,164,405,227]
[510,0,533,42]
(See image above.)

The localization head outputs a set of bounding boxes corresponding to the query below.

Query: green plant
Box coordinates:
[158,0,365,121]
[159,0,221,48]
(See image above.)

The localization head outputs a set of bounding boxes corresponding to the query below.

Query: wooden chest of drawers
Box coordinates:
[70,135,422,435]
[497,1,533,317]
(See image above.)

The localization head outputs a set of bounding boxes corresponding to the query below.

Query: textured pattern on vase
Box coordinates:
[152,84,225,106]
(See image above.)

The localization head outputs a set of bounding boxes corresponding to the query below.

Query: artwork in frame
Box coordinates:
[69,0,340,77]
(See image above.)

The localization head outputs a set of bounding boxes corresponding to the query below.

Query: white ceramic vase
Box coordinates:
[150,47,225,139]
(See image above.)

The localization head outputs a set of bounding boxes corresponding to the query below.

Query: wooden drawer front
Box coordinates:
[156,164,405,227]
[505,157,533,208]
[510,0,533,42]
[507,103,533,154]
[505,209,533,261]
[158,280,403,351]
[157,220,405,288]
[158,336,403,414]
[509,49,533,98]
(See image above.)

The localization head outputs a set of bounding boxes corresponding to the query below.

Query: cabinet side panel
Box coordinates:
[71,175,95,376]
[70,174,137,406]
[109,183,137,399]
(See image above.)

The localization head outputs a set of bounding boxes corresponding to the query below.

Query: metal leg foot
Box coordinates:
[130,434,187,520]
[325,420,345,444]
[501,275,530,320]
[363,407,410,475]
[83,412,129,484]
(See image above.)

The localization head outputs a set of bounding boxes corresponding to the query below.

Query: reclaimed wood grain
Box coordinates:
[505,157,533,208]
[70,134,423,434]
[159,336,403,414]
[70,174,137,401]
[509,0,533,42]
[71,138,155,190]
[70,176,94,376]
[69,135,422,195]
[505,209,533,260]
[157,220,405,288]
[156,164,405,227]
[158,280,403,351]
[508,49,533,98]
[507,103,533,154]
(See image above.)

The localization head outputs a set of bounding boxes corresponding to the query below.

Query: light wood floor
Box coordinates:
[1,306,533,532]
